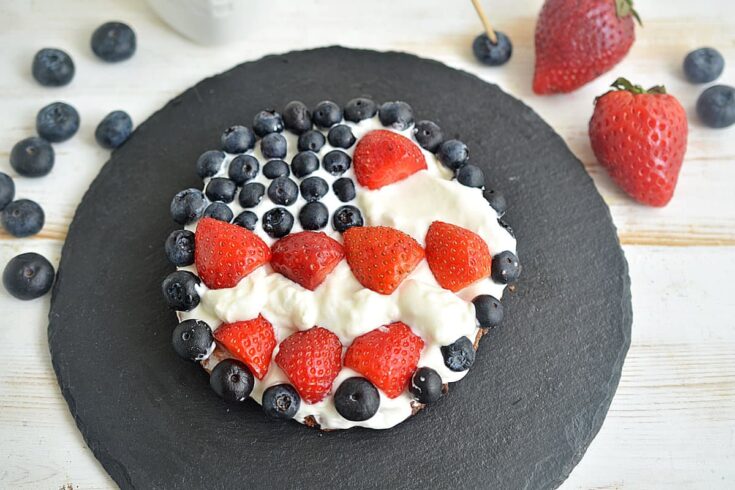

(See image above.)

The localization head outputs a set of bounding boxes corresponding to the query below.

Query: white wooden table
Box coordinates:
[1,0,733,488]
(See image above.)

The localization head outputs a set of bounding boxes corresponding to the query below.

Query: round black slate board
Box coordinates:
[48,47,631,490]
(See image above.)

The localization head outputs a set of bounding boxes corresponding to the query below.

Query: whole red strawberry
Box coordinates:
[589,78,688,207]
[533,0,640,94]
[271,231,344,291]
[214,315,277,379]
[343,226,425,295]
[425,221,492,292]
[344,322,424,399]
[353,130,427,190]
[275,327,342,404]
[194,217,271,289]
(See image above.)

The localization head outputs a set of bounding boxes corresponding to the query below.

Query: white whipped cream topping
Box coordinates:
[180,115,517,429]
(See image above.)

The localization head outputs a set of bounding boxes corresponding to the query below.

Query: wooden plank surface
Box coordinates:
[0,0,733,488]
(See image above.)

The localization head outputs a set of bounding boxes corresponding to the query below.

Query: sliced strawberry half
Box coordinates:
[214,315,277,379]
[344,322,424,399]
[270,231,344,291]
[343,226,424,295]
[425,221,492,292]
[275,327,343,404]
[194,217,271,289]
[353,129,427,190]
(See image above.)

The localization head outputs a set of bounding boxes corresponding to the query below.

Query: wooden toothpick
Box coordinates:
[471,0,497,44]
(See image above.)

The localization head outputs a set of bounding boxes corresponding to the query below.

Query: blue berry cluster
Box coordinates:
[682,47,735,129]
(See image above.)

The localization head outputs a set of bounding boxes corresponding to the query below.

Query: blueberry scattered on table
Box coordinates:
[170,188,207,225]
[413,120,444,152]
[322,150,352,176]
[233,210,258,230]
[484,189,507,216]
[262,383,301,420]
[312,100,342,128]
[472,31,513,66]
[262,207,294,238]
[203,202,233,222]
[299,176,328,202]
[696,85,735,129]
[472,294,504,328]
[36,102,80,143]
[0,173,14,211]
[91,21,136,62]
[267,177,299,206]
[261,132,287,159]
[441,337,476,372]
[205,177,237,203]
[409,367,443,404]
[171,319,214,361]
[210,359,254,402]
[378,101,414,130]
[1,199,45,237]
[298,129,326,152]
[253,109,284,137]
[491,250,521,284]
[291,151,319,178]
[238,182,266,208]
[498,218,514,238]
[161,270,200,311]
[334,377,380,421]
[32,48,75,87]
[683,47,724,84]
[2,252,55,300]
[228,154,259,184]
[332,177,356,202]
[457,164,485,188]
[263,159,290,179]
[10,137,54,177]
[332,205,363,233]
[196,150,226,178]
[282,101,312,134]
[327,124,356,149]
[221,125,255,153]
[344,97,378,122]
[164,229,195,266]
[437,139,469,171]
[299,201,329,230]
[95,110,133,149]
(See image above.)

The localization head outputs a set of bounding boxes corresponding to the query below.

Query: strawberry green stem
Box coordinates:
[615,0,643,26]
[471,0,498,44]
[611,77,667,95]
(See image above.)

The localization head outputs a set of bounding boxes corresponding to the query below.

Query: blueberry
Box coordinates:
[262,207,294,238]
[472,295,504,328]
[441,337,475,372]
[221,125,255,153]
[327,125,356,149]
[262,383,301,420]
[196,150,226,178]
[261,132,287,159]
[684,47,725,84]
[1,200,45,237]
[298,130,326,152]
[172,319,214,361]
[161,270,200,311]
[334,377,380,421]
[437,139,469,171]
[228,154,260,184]
[299,176,328,202]
[322,150,352,176]
[378,101,414,130]
[95,110,133,149]
[2,253,55,301]
[164,229,195,266]
[238,182,266,208]
[36,102,80,143]
[282,101,312,134]
[233,210,258,230]
[299,202,329,230]
[696,85,735,129]
[498,218,515,238]
[344,97,378,122]
[409,367,443,404]
[312,101,342,128]
[205,178,237,203]
[484,189,507,216]
[210,359,254,403]
[170,188,207,224]
[253,109,284,137]
[472,31,513,66]
[332,205,363,233]
[413,120,444,152]
[263,159,290,179]
[91,22,136,62]
[0,173,14,211]
[332,178,356,202]
[457,164,485,188]
[491,250,521,284]
[10,137,54,177]
[203,202,233,222]
[268,177,299,206]
[291,151,319,178]
[32,48,74,87]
